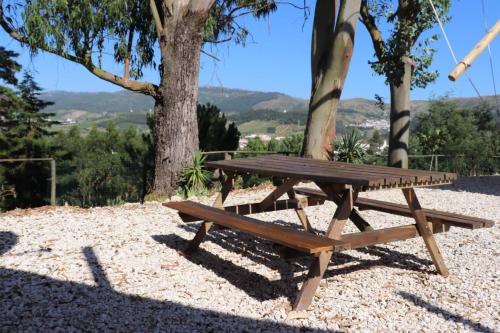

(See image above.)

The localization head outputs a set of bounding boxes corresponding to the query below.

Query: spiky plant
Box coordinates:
[180,151,211,197]
[335,128,366,163]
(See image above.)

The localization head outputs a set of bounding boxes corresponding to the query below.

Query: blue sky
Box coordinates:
[1,0,498,100]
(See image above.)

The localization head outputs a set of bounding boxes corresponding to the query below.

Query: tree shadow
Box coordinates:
[0,246,337,332]
[0,231,17,255]
[397,291,496,333]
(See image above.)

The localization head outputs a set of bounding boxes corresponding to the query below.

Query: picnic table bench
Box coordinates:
[164,155,495,313]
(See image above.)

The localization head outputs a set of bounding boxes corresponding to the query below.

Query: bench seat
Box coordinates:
[164,201,349,254]
[294,187,495,230]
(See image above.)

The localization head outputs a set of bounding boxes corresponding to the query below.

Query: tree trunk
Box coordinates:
[388,58,414,168]
[153,14,205,195]
[302,0,362,159]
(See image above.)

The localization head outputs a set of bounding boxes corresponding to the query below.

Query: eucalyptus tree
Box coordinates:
[302,0,363,160]
[360,0,451,168]
[0,0,277,195]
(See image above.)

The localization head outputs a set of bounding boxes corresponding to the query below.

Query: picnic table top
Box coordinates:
[205,154,457,191]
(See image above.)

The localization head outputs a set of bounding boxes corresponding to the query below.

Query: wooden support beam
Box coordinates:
[402,188,449,277]
[175,197,325,223]
[185,173,234,253]
[259,178,299,211]
[340,223,448,249]
[288,188,315,233]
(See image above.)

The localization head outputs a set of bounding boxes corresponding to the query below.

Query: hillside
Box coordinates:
[41,87,498,135]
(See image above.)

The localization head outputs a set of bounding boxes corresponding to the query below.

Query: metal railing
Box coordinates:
[0,158,56,205]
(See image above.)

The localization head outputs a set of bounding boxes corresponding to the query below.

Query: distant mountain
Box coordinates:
[41,87,497,133]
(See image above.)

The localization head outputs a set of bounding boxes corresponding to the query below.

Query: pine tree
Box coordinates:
[0,69,57,208]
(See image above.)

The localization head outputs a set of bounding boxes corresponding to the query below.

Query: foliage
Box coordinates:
[280,134,304,155]
[2,0,279,86]
[180,151,211,197]
[361,0,451,88]
[335,128,366,163]
[0,50,59,209]
[410,99,499,175]
[0,46,20,85]
[205,0,277,45]
[198,103,240,152]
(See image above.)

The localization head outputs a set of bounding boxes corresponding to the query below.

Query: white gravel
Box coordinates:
[0,176,499,332]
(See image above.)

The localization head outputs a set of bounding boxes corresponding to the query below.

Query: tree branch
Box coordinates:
[360,0,385,61]
[124,29,134,80]
[0,1,158,97]
[149,0,164,39]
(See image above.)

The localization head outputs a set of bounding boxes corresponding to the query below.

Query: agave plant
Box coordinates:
[335,128,366,163]
[180,151,211,197]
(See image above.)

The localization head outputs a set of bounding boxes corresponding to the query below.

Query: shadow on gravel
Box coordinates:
[0,231,17,255]
[153,226,435,304]
[0,246,335,332]
[398,291,495,333]
[435,176,500,196]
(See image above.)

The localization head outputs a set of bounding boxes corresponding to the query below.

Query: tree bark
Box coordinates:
[388,57,414,168]
[302,0,362,160]
[153,13,205,195]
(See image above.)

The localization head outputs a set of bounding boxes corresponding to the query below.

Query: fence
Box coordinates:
[0,158,56,205]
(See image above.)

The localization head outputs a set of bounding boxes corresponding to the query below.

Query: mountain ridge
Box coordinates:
[41,87,498,134]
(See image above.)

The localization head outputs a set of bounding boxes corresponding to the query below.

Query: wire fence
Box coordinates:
[0,153,497,207]
[0,158,56,206]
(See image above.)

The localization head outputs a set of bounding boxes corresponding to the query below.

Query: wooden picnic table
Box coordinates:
[165,155,494,313]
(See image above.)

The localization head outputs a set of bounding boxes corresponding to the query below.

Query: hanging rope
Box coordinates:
[481,0,499,114]
[425,0,484,102]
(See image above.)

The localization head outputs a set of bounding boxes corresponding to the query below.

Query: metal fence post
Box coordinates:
[50,159,56,206]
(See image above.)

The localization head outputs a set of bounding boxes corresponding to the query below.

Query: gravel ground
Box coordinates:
[0,176,499,332]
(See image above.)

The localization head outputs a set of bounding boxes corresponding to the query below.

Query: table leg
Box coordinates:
[402,188,449,277]
[287,188,314,233]
[185,172,235,253]
[292,251,333,311]
[324,187,354,239]
[318,184,373,232]
[292,187,353,311]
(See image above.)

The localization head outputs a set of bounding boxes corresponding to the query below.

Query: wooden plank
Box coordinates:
[210,158,385,185]
[260,156,418,184]
[355,198,493,229]
[295,187,494,230]
[206,155,455,189]
[265,155,456,182]
[170,197,325,222]
[403,188,449,277]
[234,157,411,185]
[185,173,234,253]
[165,201,350,254]
[206,159,373,187]
[237,157,408,185]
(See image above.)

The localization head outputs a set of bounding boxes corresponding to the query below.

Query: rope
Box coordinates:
[481,0,499,113]
[425,0,484,101]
